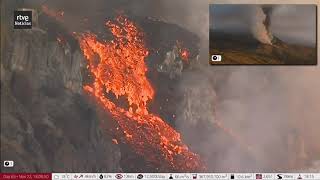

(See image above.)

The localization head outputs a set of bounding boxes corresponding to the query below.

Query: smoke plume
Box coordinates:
[251,6,273,44]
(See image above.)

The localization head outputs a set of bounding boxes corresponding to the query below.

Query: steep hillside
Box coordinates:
[209,31,317,65]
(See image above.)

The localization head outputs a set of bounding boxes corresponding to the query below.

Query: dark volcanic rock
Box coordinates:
[1,29,121,172]
[209,30,317,65]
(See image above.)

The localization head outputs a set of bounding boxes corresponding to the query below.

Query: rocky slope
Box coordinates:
[209,31,317,65]
[1,26,121,172]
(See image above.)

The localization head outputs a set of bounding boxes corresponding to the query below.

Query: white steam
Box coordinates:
[251,6,273,45]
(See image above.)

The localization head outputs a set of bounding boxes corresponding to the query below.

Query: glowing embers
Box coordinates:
[176,40,190,63]
[78,15,204,171]
[180,49,190,61]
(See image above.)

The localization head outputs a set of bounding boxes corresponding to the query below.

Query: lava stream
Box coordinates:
[78,15,205,171]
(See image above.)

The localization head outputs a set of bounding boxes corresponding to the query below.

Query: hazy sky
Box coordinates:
[210,4,317,46]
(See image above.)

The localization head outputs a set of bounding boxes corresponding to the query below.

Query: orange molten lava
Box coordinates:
[78,15,204,171]
[176,41,190,63]
[180,49,190,61]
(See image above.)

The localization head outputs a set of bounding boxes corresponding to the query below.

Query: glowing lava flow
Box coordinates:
[77,15,204,171]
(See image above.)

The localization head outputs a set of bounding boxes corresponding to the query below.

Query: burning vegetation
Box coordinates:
[77,15,205,171]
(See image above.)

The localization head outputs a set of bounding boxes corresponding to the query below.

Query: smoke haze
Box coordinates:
[152,2,319,171]
[181,3,319,172]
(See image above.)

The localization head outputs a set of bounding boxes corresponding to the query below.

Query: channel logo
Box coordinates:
[14,10,32,29]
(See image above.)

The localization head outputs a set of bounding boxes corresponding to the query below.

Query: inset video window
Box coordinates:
[209,4,317,65]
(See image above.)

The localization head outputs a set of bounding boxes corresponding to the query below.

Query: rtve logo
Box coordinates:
[14,10,32,29]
